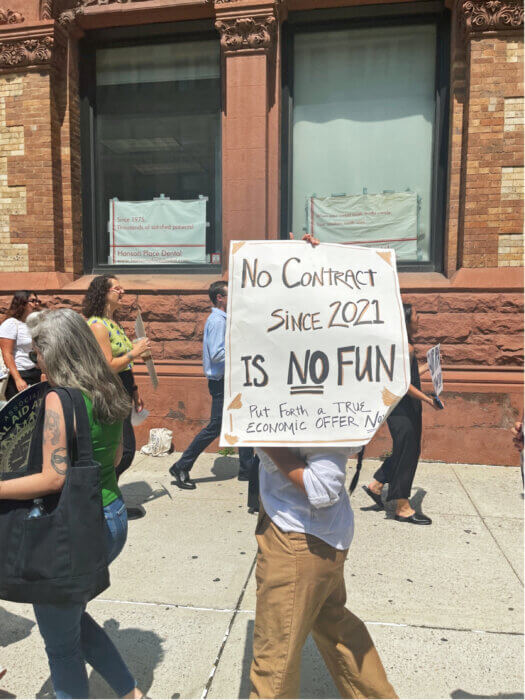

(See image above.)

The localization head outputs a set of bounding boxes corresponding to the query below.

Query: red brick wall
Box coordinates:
[5,71,56,272]
[462,36,524,268]
[60,41,83,276]
[0,289,522,465]
[0,38,80,275]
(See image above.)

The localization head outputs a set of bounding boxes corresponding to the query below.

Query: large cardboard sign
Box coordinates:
[109,198,206,264]
[220,241,410,447]
[307,192,418,258]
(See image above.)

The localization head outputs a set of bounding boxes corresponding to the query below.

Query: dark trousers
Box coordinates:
[373,407,422,501]
[176,377,254,475]
[115,369,136,480]
[5,367,42,401]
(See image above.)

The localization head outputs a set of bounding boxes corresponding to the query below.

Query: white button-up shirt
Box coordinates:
[256,447,360,551]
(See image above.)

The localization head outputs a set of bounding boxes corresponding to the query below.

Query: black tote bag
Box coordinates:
[0,387,110,605]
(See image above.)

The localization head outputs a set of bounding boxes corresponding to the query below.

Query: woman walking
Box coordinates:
[0,308,144,699]
[363,303,442,525]
[0,291,42,400]
[82,276,150,481]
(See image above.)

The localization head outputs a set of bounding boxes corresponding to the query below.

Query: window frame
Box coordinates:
[79,21,223,275]
[280,3,451,273]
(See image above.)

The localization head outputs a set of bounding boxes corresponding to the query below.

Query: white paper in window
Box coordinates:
[108,198,206,264]
[307,192,418,258]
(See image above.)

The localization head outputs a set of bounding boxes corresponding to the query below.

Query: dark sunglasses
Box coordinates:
[29,350,38,364]
[28,297,40,304]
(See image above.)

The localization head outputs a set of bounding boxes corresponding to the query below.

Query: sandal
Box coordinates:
[362,485,385,509]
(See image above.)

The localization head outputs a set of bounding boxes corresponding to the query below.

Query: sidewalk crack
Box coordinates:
[451,466,523,586]
[201,554,257,699]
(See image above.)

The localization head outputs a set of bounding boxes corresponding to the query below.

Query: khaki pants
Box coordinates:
[249,509,397,699]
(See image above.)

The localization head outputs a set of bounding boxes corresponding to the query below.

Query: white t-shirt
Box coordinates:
[0,317,35,372]
[256,447,360,551]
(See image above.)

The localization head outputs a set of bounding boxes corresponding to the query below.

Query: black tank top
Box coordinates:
[390,351,422,419]
[410,352,421,391]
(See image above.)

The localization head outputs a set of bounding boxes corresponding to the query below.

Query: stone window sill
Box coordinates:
[0,267,521,293]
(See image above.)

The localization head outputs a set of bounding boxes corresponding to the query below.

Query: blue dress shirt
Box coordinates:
[203,307,227,380]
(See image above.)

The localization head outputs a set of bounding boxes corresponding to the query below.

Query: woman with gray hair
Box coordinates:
[0,308,144,699]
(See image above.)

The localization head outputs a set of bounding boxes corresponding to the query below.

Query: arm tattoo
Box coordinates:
[44,409,61,446]
[50,447,68,476]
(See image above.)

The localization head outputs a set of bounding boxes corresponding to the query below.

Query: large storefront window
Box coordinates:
[285,16,449,270]
[82,32,221,271]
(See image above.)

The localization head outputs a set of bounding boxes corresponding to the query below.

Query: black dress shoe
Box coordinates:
[362,485,385,510]
[169,464,196,490]
[395,512,432,525]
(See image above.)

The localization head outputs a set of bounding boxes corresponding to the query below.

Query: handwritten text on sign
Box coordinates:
[220,241,411,447]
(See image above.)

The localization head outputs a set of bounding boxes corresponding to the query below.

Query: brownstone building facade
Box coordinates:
[0,0,522,464]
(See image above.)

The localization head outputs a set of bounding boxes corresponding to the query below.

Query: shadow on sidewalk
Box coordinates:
[192,456,239,485]
[120,481,171,509]
[237,619,338,698]
[36,618,164,698]
[451,691,524,699]
[0,609,34,699]
[0,607,35,648]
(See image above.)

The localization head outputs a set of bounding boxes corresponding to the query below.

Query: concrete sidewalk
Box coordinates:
[0,454,523,699]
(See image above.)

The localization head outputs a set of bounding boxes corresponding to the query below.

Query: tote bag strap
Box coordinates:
[25,384,51,474]
[52,387,94,465]
[51,388,76,466]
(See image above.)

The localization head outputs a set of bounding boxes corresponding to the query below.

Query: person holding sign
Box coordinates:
[363,304,443,524]
[82,276,150,484]
[250,446,397,699]
[168,281,255,490]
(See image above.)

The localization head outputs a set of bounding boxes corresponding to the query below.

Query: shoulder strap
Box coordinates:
[348,446,365,496]
[53,387,94,465]
[52,388,76,465]
[26,385,51,471]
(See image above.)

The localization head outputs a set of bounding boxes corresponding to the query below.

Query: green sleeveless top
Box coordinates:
[82,393,122,508]
[87,316,133,372]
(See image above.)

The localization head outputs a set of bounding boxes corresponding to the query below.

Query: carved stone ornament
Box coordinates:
[0,8,24,22]
[215,15,276,51]
[459,0,524,34]
[59,0,154,24]
[0,35,53,67]
[40,0,53,19]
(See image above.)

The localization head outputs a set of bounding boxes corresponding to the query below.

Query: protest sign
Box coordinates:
[135,310,158,389]
[0,382,48,479]
[109,198,206,264]
[426,344,443,396]
[220,241,410,447]
[306,192,418,259]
